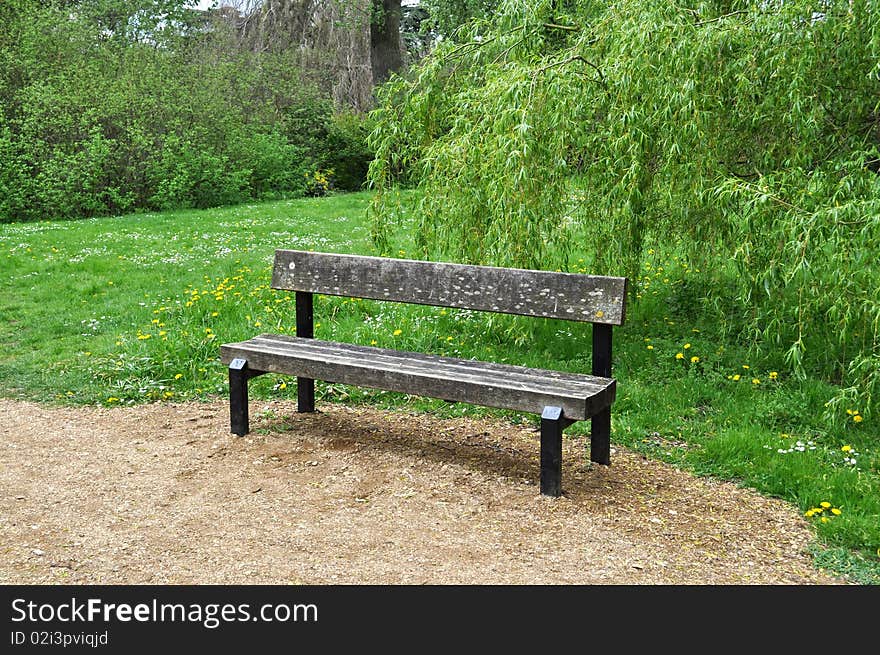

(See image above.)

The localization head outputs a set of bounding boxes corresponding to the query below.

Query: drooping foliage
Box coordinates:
[367,0,880,416]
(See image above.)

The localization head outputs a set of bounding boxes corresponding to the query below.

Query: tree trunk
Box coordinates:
[370,0,403,85]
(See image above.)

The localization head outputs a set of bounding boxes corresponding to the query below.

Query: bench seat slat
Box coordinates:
[221,334,615,421]
[244,335,607,392]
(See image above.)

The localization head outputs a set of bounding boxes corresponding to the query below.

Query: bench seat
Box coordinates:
[220,334,616,421]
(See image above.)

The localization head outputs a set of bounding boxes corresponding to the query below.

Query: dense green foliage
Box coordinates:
[367,0,880,419]
[1,194,877,582]
[0,0,373,222]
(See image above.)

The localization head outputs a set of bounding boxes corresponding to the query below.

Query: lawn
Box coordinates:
[1,191,877,584]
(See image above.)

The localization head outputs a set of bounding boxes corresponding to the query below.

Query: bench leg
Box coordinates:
[540,406,566,497]
[229,358,250,436]
[591,407,611,465]
[297,377,315,413]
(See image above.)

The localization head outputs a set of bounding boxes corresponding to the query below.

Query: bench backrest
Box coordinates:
[272,250,627,325]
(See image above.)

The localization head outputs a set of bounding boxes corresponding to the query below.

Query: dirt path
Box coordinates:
[0,398,849,585]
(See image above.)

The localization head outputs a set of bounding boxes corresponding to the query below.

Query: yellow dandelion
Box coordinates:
[647,345,654,350]
[676,352,684,360]
[752,378,761,385]
[820,517,829,523]
[742,365,750,369]
[841,445,852,452]
[831,508,842,516]
[684,343,691,349]
[393,329,402,336]
[174,373,183,380]
[732,374,740,381]
[853,415,863,423]
[769,371,778,380]
[370,340,378,346]
[805,510,814,517]
[820,502,831,509]
[690,356,699,363]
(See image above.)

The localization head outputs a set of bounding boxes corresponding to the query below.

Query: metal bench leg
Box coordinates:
[591,407,611,465]
[295,290,315,413]
[229,358,250,436]
[541,406,567,497]
[297,377,315,413]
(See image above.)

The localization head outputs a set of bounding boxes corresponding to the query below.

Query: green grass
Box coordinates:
[1,191,878,584]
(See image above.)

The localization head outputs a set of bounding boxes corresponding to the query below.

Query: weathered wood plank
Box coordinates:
[238,335,607,392]
[220,335,616,421]
[272,250,627,325]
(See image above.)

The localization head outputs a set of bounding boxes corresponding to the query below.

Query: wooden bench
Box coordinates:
[220,250,627,497]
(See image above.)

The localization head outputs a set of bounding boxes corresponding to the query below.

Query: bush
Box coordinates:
[0,1,344,222]
[321,111,375,191]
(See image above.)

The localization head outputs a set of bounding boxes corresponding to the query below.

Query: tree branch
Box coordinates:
[536,55,606,89]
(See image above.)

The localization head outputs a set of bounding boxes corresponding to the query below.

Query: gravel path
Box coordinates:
[0,398,850,585]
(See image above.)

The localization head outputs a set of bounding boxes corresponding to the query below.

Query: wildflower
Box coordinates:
[690,356,699,363]
[107,397,119,403]
[393,329,402,336]
[820,517,829,523]
[831,508,842,516]
[137,334,152,340]
[732,374,740,381]
[752,378,761,385]
[805,509,815,517]
[174,374,183,380]
[684,343,691,350]
[769,371,778,380]
[742,365,750,369]
[820,502,831,509]
[842,445,852,453]
[853,415,863,423]
[676,352,684,360]
[370,340,378,346]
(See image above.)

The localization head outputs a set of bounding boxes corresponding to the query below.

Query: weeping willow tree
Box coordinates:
[367,0,880,417]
